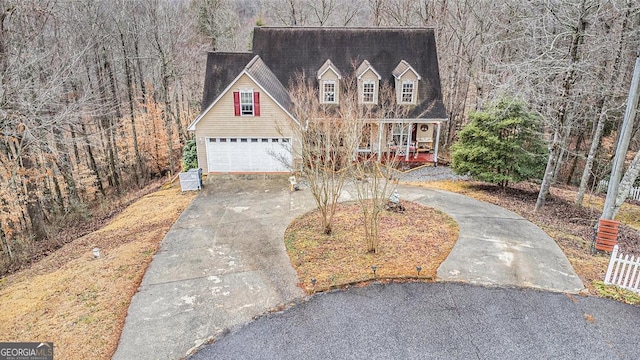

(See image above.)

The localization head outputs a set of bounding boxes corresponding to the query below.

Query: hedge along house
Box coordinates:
[188,27,448,173]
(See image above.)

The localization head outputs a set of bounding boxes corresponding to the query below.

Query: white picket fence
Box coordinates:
[597,180,640,201]
[604,245,640,294]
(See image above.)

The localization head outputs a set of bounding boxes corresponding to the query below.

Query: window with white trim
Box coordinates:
[362,81,375,103]
[322,81,336,103]
[240,90,254,115]
[392,123,410,146]
[401,81,414,103]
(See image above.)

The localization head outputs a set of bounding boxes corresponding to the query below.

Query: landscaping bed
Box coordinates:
[285,201,459,294]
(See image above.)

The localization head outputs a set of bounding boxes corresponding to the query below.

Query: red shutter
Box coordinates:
[253,92,260,116]
[233,91,240,116]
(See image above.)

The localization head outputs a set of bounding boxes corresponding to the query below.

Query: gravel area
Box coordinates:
[396,165,470,182]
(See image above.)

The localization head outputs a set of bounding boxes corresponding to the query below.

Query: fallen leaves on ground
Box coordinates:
[285,201,458,294]
[0,183,196,360]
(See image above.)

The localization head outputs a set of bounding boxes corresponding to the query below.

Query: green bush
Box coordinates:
[452,98,547,188]
[181,139,198,172]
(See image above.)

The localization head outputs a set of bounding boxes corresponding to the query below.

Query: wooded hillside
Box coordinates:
[1,0,639,273]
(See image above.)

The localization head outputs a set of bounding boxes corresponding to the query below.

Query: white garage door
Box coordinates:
[205,137,292,172]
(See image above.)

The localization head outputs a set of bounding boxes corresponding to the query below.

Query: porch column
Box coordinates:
[377,122,383,161]
[434,122,441,166]
[405,122,412,161]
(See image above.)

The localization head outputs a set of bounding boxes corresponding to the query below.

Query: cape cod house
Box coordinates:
[188,27,448,173]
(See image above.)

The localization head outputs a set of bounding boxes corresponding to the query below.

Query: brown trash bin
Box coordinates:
[593,219,620,252]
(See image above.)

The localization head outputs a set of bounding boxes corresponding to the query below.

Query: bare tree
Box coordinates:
[575,0,635,205]
[285,73,354,234]
[349,82,407,253]
[194,0,241,50]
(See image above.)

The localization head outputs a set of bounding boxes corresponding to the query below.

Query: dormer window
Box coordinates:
[323,81,336,103]
[357,60,381,105]
[392,60,420,105]
[317,59,341,104]
[401,81,414,103]
[363,81,375,103]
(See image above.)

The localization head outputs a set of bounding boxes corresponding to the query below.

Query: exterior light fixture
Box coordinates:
[311,278,316,287]
[371,265,377,277]
[417,266,422,276]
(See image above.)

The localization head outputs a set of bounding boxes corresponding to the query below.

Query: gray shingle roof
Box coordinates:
[200,27,447,120]
[392,60,420,79]
[356,60,381,79]
[245,56,293,112]
[201,52,254,112]
[316,59,342,79]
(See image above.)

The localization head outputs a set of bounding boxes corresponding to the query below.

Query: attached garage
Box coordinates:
[205,137,292,173]
[188,56,298,174]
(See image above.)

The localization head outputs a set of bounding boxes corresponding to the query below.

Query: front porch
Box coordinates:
[357,120,444,165]
[359,152,437,168]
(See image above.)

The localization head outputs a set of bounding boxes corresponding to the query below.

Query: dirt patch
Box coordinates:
[0,183,196,359]
[285,201,459,294]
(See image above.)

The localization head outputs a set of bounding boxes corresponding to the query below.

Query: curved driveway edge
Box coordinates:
[191,282,640,360]
[395,186,584,293]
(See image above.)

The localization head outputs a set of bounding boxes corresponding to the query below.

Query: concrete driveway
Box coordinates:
[395,185,585,293]
[114,178,585,359]
[113,176,317,360]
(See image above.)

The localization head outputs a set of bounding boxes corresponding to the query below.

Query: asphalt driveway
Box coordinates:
[191,282,640,360]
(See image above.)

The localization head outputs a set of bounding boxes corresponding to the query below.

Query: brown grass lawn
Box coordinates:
[285,201,459,294]
[0,183,195,359]
[409,180,640,304]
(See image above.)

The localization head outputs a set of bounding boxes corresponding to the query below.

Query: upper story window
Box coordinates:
[356,60,381,105]
[233,90,261,116]
[317,59,341,104]
[240,91,254,115]
[401,81,415,103]
[362,81,376,103]
[392,60,421,105]
[323,81,336,103]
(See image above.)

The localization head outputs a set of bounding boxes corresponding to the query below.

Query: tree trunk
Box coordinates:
[81,122,105,197]
[535,130,560,212]
[101,48,122,190]
[121,32,142,186]
[552,124,572,184]
[575,105,606,205]
[174,89,187,144]
[535,0,587,212]
[612,150,640,218]
[20,154,48,241]
[154,29,175,175]
[70,125,81,166]
[162,76,174,175]
[53,126,80,205]
[133,28,148,113]
[51,168,64,211]
[0,220,13,261]
[566,127,585,185]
